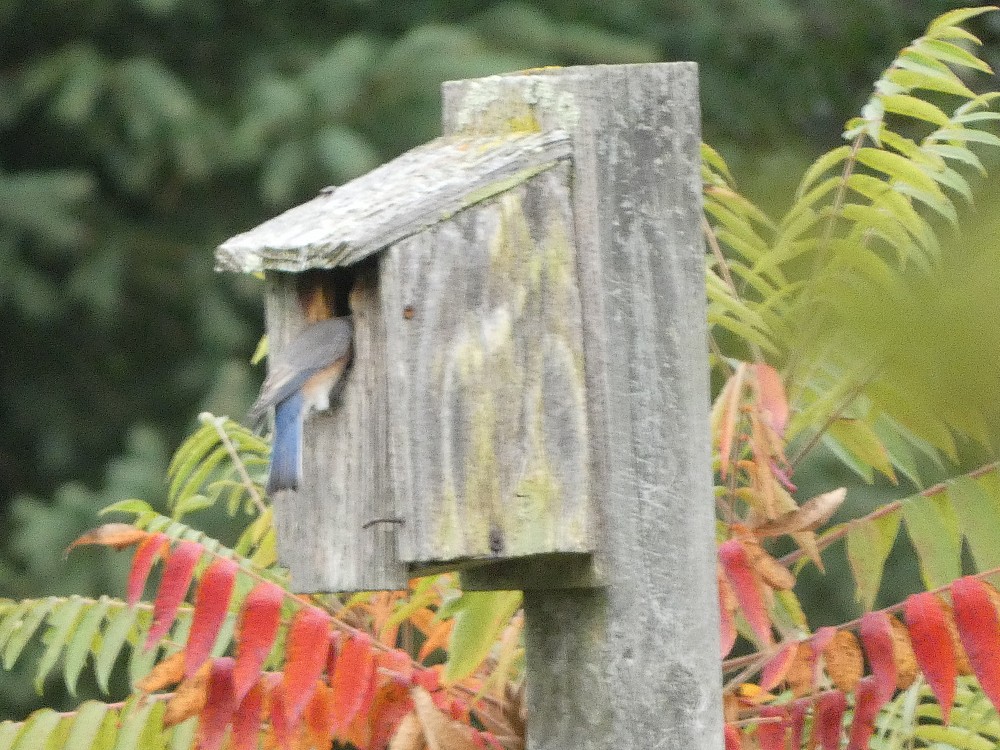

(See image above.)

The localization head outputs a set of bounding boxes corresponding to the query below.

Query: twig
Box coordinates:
[200,412,268,516]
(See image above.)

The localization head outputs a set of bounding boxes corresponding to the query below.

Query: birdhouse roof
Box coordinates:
[215,129,571,273]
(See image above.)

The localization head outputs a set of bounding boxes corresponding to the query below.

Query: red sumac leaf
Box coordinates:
[146,540,202,649]
[859,611,896,706]
[723,724,742,750]
[905,592,957,722]
[127,532,168,606]
[815,691,846,750]
[719,539,772,646]
[788,698,809,750]
[757,706,786,750]
[197,657,238,750]
[269,679,296,750]
[951,576,1000,714]
[233,582,284,702]
[186,557,239,678]
[330,632,377,731]
[760,642,797,691]
[846,676,880,750]
[231,679,265,750]
[281,606,331,725]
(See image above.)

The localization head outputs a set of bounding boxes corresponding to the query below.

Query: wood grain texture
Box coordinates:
[265,270,408,592]
[443,65,722,750]
[216,131,571,273]
[381,162,594,569]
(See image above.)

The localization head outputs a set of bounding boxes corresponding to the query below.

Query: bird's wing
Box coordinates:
[247,316,353,426]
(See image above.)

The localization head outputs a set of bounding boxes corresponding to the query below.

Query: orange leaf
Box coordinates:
[754,363,788,436]
[418,620,454,663]
[197,657,239,750]
[846,676,879,750]
[760,642,797,692]
[717,365,747,479]
[164,660,212,727]
[823,631,863,693]
[281,606,331,725]
[810,626,836,689]
[232,679,266,750]
[67,523,150,553]
[127,532,169,605]
[815,691,845,750]
[951,576,1000,714]
[859,612,896,706]
[137,650,185,693]
[905,592,957,722]
[331,633,377,732]
[233,582,284,701]
[186,557,239,678]
[146,540,202,649]
[269,678,297,750]
[370,681,416,750]
[888,614,918,689]
[305,682,337,748]
[719,539,772,646]
[785,643,815,697]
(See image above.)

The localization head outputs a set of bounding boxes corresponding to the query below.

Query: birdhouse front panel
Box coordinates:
[381,161,595,568]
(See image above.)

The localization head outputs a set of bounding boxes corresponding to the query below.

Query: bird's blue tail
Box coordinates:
[267,392,304,493]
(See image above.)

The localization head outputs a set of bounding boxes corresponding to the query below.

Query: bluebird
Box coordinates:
[247,316,353,493]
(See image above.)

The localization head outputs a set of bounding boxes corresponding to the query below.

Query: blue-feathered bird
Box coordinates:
[248,316,353,493]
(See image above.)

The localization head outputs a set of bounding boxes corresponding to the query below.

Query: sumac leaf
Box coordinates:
[755,363,788,436]
[760,642,798,691]
[788,699,809,750]
[719,539,772,645]
[186,557,238,678]
[846,676,880,750]
[859,611,896,706]
[146,540,202,649]
[905,592,957,723]
[68,523,150,552]
[197,657,238,750]
[951,576,1000,714]
[281,606,331,724]
[723,724,742,750]
[756,706,786,750]
[232,679,266,750]
[815,690,846,750]
[233,582,284,701]
[823,630,863,693]
[127,532,168,606]
[330,633,377,731]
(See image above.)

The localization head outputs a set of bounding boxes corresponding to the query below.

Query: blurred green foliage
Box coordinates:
[2,0,999,720]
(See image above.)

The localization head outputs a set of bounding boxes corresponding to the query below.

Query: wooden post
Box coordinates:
[443,65,722,750]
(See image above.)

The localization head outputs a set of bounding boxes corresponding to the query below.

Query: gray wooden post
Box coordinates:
[442,65,722,750]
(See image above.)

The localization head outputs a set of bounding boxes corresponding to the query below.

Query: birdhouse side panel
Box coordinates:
[382,163,594,566]
[265,270,406,593]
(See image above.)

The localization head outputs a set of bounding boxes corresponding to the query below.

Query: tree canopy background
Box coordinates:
[2,0,999,719]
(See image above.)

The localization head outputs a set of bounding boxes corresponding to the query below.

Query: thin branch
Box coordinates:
[200,412,268,516]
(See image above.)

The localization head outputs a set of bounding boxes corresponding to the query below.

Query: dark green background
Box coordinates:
[1,0,997,720]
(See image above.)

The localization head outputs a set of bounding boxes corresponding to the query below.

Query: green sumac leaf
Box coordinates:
[94,605,137,693]
[846,511,901,611]
[701,142,734,182]
[931,128,1000,147]
[855,148,944,196]
[903,493,962,589]
[3,597,58,670]
[927,6,996,35]
[65,701,111,750]
[64,596,113,695]
[914,724,994,750]
[880,93,951,127]
[886,68,976,98]
[443,590,522,684]
[35,596,86,693]
[10,708,61,750]
[827,418,896,483]
[917,38,993,73]
[796,145,852,197]
[949,473,1000,575]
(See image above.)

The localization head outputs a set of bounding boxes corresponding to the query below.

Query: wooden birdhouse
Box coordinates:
[216,63,716,601]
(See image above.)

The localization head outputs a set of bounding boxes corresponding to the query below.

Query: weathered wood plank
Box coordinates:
[217,131,571,274]
[443,65,722,750]
[381,163,594,570]
[266,269,408,592]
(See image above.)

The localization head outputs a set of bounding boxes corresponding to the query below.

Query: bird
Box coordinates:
[247,316,353,493]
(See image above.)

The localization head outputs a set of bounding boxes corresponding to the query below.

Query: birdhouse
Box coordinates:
[216,64,712,599]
